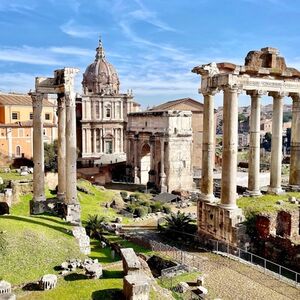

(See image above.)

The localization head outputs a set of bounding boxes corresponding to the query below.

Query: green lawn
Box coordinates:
[237,192,300,218]
[0,171,32,181]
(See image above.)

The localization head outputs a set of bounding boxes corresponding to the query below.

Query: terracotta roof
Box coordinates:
[149,97,203,112]
[0,93,55,107]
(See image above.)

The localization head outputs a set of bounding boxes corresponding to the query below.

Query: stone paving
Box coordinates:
[194,252,300,300]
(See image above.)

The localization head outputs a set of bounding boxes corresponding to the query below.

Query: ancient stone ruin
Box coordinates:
[192,47,300,245]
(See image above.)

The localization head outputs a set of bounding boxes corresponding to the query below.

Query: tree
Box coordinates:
[44,140,58,172]
[84,214,106,239]
[164,211,192,232]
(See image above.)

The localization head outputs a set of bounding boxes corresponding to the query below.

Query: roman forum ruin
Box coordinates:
[29,68,81,225]
[193,47,300,243]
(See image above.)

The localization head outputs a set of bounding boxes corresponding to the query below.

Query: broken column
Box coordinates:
[64,69,81,224]
[289,93,300,190]
[30,92,46,214]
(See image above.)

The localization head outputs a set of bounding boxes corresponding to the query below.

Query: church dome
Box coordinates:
[82,40,120,95]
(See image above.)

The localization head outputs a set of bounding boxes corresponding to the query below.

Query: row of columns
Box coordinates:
[31,91,80,224]
[201,87,300,209]
[82,127,124,154]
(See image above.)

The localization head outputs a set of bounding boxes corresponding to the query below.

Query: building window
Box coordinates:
[29,113,33,120]
[16,146,21,157]
[43,129,46,136]
[12,112,19,120]
[105,140,113,154]
[45,113,50,120]
[106,108,111,118]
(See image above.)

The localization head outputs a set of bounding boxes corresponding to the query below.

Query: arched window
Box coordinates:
[106,108,111,118]
[16,146,21,157]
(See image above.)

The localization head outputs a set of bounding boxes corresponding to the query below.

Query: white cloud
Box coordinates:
[0,46,63,65]
[49,46,93,57]
[0,0,37,13]
[0,73,35,93]
[60,20,99,38]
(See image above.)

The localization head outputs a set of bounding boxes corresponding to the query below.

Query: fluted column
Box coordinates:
[201,92,215,202]
[268,92,285,194]
[220,86,239,209]
[289,93,300,190]
[57,94,66,201]
[160,138,167,193]
[31,92,46,213]
[247,91,262,196]
[65,91,80,224]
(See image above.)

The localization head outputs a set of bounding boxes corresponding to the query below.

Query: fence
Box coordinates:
[210,239,300,288]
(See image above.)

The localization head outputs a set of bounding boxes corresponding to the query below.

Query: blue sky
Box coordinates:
[0,0,299,108]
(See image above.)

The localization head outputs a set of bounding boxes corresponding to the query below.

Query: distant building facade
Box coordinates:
[0,93,57,159]
[79,40,140,166]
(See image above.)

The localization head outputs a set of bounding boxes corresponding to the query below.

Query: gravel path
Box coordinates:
[193,252,300,300]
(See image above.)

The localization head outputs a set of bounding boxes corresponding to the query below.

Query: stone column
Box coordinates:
[201,92,215,202]
[247,91,262,196]
[82,128,86,154]
[220,86,239,209]
[31,92,46,214]
[268,92,285,194]
[57,94,66,201]
[65,91,81,224]
[133,136,140,184]
[289,93,300,190]
[160,138,167,193]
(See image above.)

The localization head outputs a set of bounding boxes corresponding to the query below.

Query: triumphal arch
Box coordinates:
[29,68,81,225]
[192,47,300,244]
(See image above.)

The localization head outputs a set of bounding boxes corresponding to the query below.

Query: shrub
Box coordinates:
[120,191,128,200]
[162,205,172,214]
[135,206,148,218]
[126,204,136,213]
[150,201,163,213]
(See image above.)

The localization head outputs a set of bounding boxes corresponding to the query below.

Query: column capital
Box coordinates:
[222,84,242,94]
[268,91,288,99]
[201,87,219,96]
[29,92,44,106]
[246,90,266,97]
[290,93,300,102]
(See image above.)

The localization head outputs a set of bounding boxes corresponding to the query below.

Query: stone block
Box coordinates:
[72,226,91,255]
[196,276,204,286]
[123,274,150,300]
[0,280,11,294]
[84,262,103,279]
[0,294,16,300]
[39,274,57,290]
[120,248,141,275]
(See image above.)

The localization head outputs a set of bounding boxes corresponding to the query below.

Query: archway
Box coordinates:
[140,143,151,184]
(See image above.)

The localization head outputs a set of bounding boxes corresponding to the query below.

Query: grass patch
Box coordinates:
[0,171,32,181]
[159,271,201,300]
[237,192,300,218]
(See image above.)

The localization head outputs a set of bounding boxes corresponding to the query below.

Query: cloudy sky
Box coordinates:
[0,0,299,108]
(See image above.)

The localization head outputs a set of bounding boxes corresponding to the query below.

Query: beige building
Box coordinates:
[149,98,206,175]
[0,93,57,159]
[79,40,140,165]
[126,110,194,192]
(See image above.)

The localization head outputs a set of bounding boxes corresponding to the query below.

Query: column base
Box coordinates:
[30,199,46,214]
[57,192,65,201]
[218,203,238,210]
[267,186,285,195]
[199,193,216,203]
[65,204,81,225]
[160,185,167,193]
[244,190,262,197]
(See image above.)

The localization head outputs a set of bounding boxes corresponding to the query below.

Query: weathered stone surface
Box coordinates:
[120,248,141,275]
[0,281,11,294]
[72,226,91,255]
[123,274,150,300]
[175,282,189,293]
[39,274,57,290]
[0,294,16,300]
[196,276,204,286]
[84,262,103,279]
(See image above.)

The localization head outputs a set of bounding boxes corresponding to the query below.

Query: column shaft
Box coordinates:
[160,138,167,192]
[57,94,66,200]
[268,93,284,194]
[134,137,140,184]
[247,92,261,196]
[221,87,239,208]
[289,94,300,188]
[201,93,215,201]
[31,93,46,212]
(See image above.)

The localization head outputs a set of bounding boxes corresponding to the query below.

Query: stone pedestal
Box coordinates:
[123,274,150,300]
[39,274,57,290]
